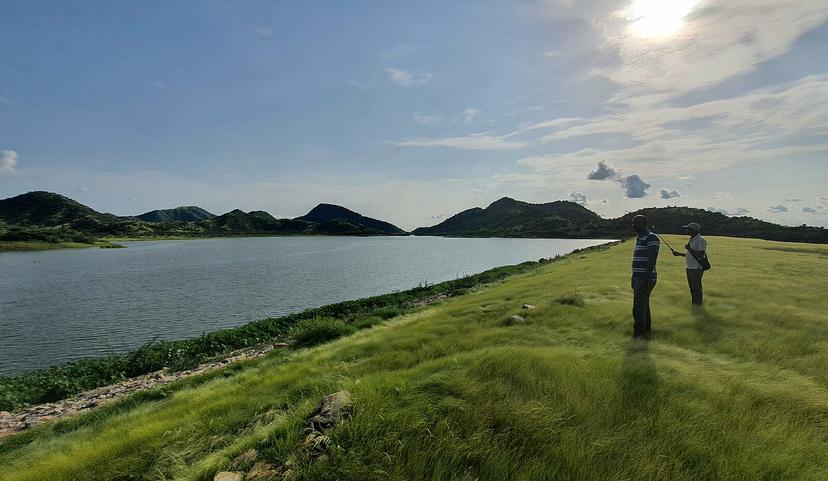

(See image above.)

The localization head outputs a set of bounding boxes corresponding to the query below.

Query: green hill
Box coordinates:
[413,197,828,243]
[298,203,407,235]
[136,206,216,222]
[0,192,408,249]
[2,237,826,480]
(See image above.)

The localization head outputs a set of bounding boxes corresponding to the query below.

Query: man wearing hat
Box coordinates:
[672,222,707,305]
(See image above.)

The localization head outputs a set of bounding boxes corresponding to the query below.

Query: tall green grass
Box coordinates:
[2,236,827,481]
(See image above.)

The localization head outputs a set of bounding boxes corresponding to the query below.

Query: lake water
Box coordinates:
[0,236,610,375]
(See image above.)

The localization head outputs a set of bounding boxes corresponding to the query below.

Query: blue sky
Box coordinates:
[1,0,827,229]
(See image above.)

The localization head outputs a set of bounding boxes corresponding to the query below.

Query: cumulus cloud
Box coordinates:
[768,204,789,213]
[587,161,618,180]
[384,67,432,87]
[569,191,588,205]
[659,189,680,199]
[620,175,650,198]
[732,208,751,215]
[802,206,818,213]
[463,108,482,123]
[0,150,19,175]
[413,112,442,125]
[707,207,729,215]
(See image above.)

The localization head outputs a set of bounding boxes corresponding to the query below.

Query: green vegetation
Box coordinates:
[0,253,565,411]
[136,206,216,223]
[413,196,828,243]
[0,192,409,251]
[2,236,827,481]
[290,317,356,347]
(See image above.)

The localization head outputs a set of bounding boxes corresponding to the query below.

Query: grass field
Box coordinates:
[1,236,826,481]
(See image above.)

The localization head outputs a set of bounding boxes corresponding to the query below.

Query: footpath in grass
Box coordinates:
[1,236,827,481]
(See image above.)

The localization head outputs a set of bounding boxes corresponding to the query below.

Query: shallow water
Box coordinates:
[0,236,610,375]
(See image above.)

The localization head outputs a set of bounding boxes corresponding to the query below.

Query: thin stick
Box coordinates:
[651,229,677,252]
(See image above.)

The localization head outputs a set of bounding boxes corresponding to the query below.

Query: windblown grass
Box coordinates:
[2,236,827,481]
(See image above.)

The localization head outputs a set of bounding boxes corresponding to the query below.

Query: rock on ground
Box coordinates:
[309,390,352,432]
[214,472,244,481]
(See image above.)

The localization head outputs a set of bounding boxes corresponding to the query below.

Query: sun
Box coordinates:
[629,0,699,39]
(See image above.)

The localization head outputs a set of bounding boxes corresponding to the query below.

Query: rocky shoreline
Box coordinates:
[0,343,287,439]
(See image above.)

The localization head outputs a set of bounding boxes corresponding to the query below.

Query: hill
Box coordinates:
[1,237,826,480]
[0,191,119,228]
[413,197,606,238]
[297,203,406,235]
[0,192,407,249]
[136,206,215,222]
[414,197,828,243]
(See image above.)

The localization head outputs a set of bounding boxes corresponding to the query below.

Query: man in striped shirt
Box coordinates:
[631,215,659,338]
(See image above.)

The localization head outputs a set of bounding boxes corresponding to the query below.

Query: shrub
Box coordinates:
[290,317,355,348]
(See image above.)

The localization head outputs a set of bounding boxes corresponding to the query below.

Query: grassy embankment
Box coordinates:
[0,253,560,411]
[1,236,827,481]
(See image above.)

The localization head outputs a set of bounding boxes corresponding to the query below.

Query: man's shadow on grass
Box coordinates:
[692,305,723,344]
[617,340,661,424]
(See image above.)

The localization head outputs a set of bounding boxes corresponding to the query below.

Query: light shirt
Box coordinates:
[686,234,707,270]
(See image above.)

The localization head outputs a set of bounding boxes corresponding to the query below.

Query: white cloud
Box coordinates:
[707,206,729,215]
[254,26,274,37]
[0,150,20,175]
[413,112,442,125]
[768,204,789,213]
[732,207,751,215]
[463,108,482,123]
[395,134,526,151]
[601,0,828,103]
[384,67,433,88]
[522,75,828,178]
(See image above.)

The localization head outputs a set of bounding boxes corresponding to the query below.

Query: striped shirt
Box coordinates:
[632,231,659,280]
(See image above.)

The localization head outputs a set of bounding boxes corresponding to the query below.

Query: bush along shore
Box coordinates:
[0,242,617,412]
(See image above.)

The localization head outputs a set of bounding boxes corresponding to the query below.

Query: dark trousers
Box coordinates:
[686,269,704,305]
[632,278,656,337]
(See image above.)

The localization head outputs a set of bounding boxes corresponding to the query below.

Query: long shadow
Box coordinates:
[617,339,661,424]
[691,305,723,344]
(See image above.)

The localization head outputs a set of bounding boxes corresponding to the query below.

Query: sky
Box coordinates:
[1,0,827,230]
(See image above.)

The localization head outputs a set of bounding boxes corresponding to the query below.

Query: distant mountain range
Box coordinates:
[0,192,406,245]
[413,197,828,243]
[1,192,825,247]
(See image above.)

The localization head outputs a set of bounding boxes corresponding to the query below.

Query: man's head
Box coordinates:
[682,222,701,237]
[632,215,648,235]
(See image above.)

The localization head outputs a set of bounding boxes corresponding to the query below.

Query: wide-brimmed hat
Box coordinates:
[682,222,701,231]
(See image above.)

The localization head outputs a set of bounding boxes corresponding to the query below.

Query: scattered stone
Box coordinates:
[522,304,536,310]
[507,315,526,325]
[214,472,244,481]
[246,461,279,480]
[231,448,258,469]
[309,390,352,432]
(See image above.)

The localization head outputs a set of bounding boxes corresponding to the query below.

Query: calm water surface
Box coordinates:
[0,236,610,375]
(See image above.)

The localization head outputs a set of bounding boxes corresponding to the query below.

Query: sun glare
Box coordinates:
[629,0,699,39]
